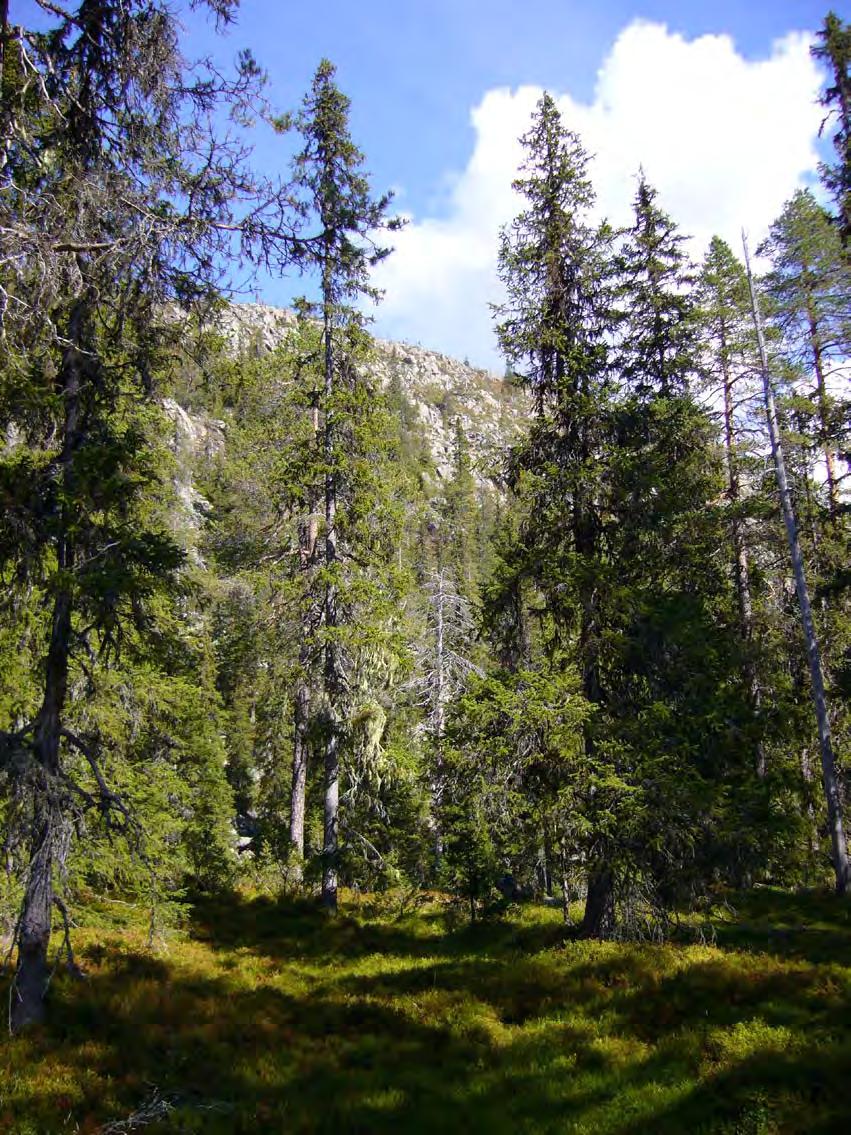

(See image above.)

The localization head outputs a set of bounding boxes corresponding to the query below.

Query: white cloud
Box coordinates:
[371,21,824,370]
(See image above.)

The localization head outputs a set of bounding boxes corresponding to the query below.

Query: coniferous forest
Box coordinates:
[1,3,851,1132]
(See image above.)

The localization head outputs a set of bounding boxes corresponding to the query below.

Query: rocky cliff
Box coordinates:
[214,302,528,483]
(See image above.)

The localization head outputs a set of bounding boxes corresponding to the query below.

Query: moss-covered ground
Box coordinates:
[1,888,849,1133]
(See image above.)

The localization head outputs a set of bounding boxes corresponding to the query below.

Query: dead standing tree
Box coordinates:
[743,232,849,895]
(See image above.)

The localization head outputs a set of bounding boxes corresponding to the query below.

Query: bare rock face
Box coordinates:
[161,303,528,551]
[211,303,529,484]
[161,398,225,558]
[368,337,526,482]
[214,303,298,356]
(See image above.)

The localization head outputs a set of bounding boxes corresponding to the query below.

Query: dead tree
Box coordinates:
[743,232,849,895]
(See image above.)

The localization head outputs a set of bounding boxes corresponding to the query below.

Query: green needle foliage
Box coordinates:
[1,0,850,1080]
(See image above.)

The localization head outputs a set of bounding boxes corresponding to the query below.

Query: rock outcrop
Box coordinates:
[212,303,528,483]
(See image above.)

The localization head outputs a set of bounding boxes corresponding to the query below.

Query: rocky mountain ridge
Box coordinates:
[214,302,529,482]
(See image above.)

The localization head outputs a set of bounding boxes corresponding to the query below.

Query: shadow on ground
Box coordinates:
[1,888,849,1134]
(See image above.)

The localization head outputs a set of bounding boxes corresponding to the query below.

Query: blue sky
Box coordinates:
[182,1,833,210]
[191,0,838,366]
[16,1,843,366]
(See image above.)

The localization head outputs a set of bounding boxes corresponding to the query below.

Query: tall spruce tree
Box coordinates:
[0,0,301,1031]
[614,172,698,396]
[494,93,619,936]
[607,184,761,896]
[291,60,402,912]
[812,12,851,245]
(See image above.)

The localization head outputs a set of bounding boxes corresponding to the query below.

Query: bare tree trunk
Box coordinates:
[288,679,310,882]
[558,841,571,926]
[289,402,320,883]
[430,570,447,863]
[321,293,339,914]
[720,344,764,777]
[804,282,839,519]
[744,235,849,895]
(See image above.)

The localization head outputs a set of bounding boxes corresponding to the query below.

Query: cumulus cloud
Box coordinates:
[371,21,824,369]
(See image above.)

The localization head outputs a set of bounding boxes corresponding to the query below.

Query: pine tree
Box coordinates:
[759,190,851,519]
[743,235,850,895]
[698,237,767,776]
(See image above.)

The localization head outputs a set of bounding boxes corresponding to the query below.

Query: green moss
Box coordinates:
[1,889,849,1133]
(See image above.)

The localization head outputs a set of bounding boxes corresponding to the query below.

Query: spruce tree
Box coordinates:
[812,12,851,245]
[0,0,301,1031]
[606,179,759,902]
[291,60,402,911]
[614,172,698,396]
[494,93,618,935]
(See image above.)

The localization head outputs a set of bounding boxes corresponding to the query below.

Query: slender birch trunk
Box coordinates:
[743,233,849,895]
[801,261,839,519]
[431,569,446,863]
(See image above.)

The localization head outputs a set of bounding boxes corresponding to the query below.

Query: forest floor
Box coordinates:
[1,887,849,1134]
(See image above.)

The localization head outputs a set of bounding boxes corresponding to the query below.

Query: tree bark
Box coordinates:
[720,335,764,777]
[804,293,839,520]
[579,867,615,939]
[12,302,84,1032]
[559,842,571,926]
[573,424,612,936]
[321,281,339,914]
[288,679,310,882]
[744,234,849,895]
[289,401,320,883]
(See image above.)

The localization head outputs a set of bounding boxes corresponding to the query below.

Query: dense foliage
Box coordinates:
[1,2,850,1041]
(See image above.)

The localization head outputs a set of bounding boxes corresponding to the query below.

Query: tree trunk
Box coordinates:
[720,340,764,777]
[288,679,310,882]
[12,303,84,1032]
[321,716,339,912]
[12,800,58,1031]
[429,570,447,865]
[744,235,849,895]
[289,401,320,884]
[541,826,553,898]
[0,0,12,172]
[804,277,839,519]
[572,410,614,936]
[321,286,339,914]
[580,867,615,939]
[559,842,571,926]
